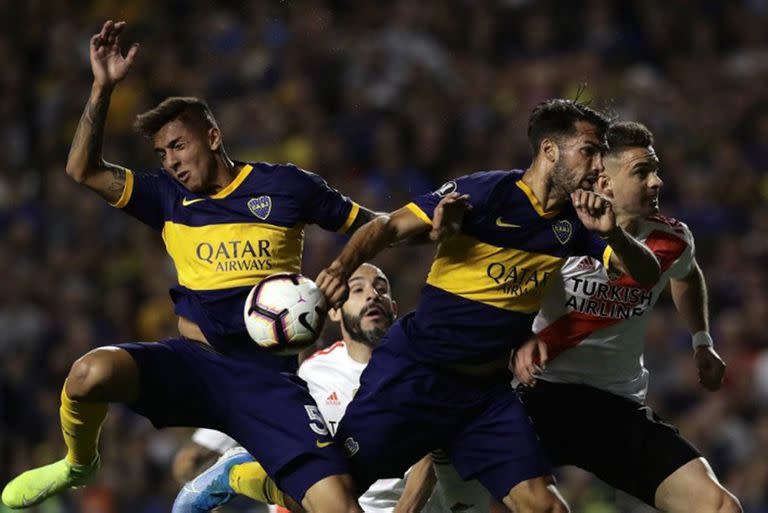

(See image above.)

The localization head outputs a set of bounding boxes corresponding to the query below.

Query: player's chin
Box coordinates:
[361,314,388,330]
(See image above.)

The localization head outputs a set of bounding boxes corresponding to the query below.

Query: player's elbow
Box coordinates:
[65,163,89,184]
[374,214,401,243]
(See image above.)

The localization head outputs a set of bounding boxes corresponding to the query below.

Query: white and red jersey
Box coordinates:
[532,215,695,403]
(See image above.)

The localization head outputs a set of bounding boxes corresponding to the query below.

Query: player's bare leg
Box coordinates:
[654,458,741,513]
[502,476,569,513]
[2,347,139,508]
[302,474,361,513]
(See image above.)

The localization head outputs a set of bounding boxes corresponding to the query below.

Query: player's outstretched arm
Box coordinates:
[65,20,139,204]
[670,260,726,391]
[317,206,431,307]
[571,190,660,286]
[394,454,437,513]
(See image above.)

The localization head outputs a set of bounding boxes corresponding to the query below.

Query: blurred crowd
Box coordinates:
[1,0,767,512]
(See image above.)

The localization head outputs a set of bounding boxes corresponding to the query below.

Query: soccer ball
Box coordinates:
[243,272,327,354]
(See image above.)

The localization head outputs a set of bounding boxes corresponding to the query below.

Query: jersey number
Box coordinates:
[305,405,330,435]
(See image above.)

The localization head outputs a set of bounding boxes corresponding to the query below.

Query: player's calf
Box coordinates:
[502,476,569,513]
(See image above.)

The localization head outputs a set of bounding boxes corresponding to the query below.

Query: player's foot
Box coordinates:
[172,447,255,513]
[1,455,100,509]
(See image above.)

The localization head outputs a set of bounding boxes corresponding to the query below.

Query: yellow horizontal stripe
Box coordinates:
[210,164,253,199]
[110,168,134,208]
[162,221,303,290]
[427,234,565,313]
[405,202,433,226]
[338,202,360,233]
[602,245,614,270]
[515,180,559,219]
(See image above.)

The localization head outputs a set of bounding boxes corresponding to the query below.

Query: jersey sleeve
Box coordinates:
[290,166,359,233]
[406,171,506,226]
[665,223,695,279]
[109,168,175,231]
[572,224,611,267]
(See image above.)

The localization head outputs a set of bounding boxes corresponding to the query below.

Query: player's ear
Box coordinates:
[596,173,612,197]
[391,300,398,319]
[541,138,559,164]
[208,127,222,152]
[328,307,341,323]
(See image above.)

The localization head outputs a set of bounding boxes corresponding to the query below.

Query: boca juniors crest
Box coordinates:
[552,220,572,245]
[248,196,272,220]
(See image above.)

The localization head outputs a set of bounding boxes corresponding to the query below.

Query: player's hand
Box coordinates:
[512,338,548,386]
[430,192,471,242]
[694,346,726,391]
[316,262,350,309]
[90,20,139,88]
[571,190,616,236]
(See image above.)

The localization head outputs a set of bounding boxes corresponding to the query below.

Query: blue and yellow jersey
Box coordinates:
[404,170,611,363]
[111,162,359,351]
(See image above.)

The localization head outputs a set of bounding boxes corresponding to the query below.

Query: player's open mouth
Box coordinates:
[178,171,190,182]
[364,306,385,319]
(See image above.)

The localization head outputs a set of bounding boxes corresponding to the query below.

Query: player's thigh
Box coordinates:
[655,458,742,513]
[303,473,360,513]
[447,387,552,502]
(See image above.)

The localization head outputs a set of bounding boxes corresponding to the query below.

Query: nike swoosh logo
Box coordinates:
[182,197,205,206]
[495,217,521,228]
[21,483,56,507]
[298,312,316,335]
[316,440,334,448]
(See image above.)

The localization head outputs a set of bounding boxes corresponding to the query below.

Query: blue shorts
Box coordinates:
[335,319,551,500]
[117,339,348,501]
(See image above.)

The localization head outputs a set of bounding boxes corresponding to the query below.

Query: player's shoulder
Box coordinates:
[134,166,173,182]
[299,341,349,381]
[440,169,523,202]
[250,161,329,192]
[458,169,523,187]
[302,341,347,366]
[644,213,694,244]
[132,167,185,196]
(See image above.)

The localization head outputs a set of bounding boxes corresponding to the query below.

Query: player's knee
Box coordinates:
[710,489,742,513]
[693,484,742,513]
[66,348,132,401]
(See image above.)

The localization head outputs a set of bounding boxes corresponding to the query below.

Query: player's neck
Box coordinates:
[344,338,373,364]
[522,163,567,211]
[616,211,642,236]
[209,154,239,194]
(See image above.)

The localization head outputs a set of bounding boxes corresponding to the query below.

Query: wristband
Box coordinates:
[692,331,713,349]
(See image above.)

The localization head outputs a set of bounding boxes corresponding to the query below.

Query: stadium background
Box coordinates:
[1,1,767,512]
